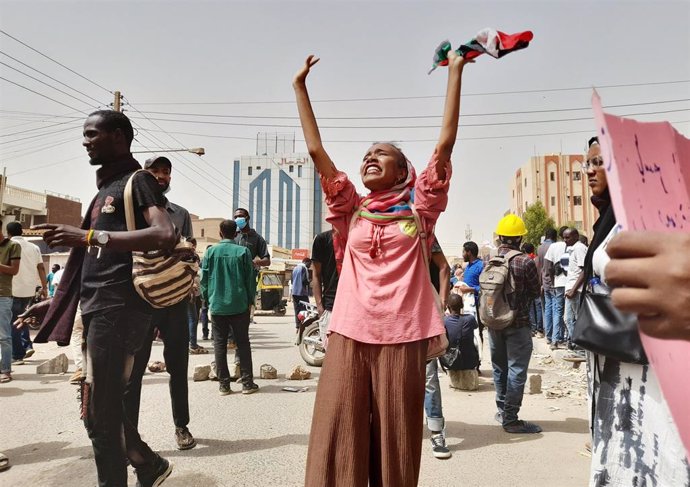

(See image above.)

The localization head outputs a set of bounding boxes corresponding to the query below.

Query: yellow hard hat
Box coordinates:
[495,214,528,237]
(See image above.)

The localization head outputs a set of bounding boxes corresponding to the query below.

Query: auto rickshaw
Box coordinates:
[255,269,287,315]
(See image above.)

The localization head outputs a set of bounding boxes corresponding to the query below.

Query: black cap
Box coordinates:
[144,155,172,170]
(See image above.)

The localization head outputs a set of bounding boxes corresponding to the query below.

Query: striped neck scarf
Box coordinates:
[332,160,425,272]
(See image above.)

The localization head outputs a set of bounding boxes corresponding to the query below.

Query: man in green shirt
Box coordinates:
[201,219,258,395]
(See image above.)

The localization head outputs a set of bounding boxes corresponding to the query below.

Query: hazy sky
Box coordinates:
[1,0,689,255]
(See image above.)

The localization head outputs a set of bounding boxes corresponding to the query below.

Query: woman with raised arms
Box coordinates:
[293,51,471,487]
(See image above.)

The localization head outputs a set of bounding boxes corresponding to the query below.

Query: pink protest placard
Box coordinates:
[592,90,690,459]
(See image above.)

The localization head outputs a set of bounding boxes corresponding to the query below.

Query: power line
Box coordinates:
[1,123,82,146]
[0,109,82,119]
[135,98,690,120]
[127,118,234,209]
[0,76,85,113]
[133,79,690,106]
[129,108,690,130]
[8,96,688,126]
[0,50,107,106]
[131,139,234,211]
[0,118,83,138]
[144,119,690,144]
[127,98,316,236]
[0,29,112,95]
[0,59,97,109]
[124,97,233,185]
[7,153,83,176]
[1,136,81,161]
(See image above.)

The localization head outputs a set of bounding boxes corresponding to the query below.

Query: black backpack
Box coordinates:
[439,335,463,371]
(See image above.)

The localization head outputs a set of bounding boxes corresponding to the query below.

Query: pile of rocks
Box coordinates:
[192,363,313,382]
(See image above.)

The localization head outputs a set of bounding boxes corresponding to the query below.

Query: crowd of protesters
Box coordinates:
[0,53,688,487]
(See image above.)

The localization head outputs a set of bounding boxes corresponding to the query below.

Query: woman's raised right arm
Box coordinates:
[293,55,337,180]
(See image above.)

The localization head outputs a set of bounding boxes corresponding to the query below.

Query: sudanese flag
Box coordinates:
[428,28,533,73]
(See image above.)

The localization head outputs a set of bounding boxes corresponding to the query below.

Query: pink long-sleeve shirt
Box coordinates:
[323,153,451,344]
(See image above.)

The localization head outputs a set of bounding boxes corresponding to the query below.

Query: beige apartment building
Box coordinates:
[510,154,597,237]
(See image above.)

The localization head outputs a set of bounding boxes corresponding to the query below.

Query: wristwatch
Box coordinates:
[94,231,110,247]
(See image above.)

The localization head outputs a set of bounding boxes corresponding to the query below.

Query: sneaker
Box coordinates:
[24,348,35,358]
[549,342,559,350]
[175,427,197,450]
[242,383,259,395]
[494,411,504,424]
[546,339,552,345]
[503,420,542,434]
[202,335,209,341]
[430,433,452,459]
[135,455,173,487]
[69,368,84,384]
[219,381,231,396]
[536,331,545,338]
[12,359,24,366]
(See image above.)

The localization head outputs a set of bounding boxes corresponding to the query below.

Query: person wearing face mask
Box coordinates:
[123,155,199,453]
[232,209,271,270]
[233,208,270,326]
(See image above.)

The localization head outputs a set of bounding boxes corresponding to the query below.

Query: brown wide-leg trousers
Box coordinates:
[304,332,428,487]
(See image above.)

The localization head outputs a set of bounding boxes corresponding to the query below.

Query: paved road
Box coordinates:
[1,309,590,486]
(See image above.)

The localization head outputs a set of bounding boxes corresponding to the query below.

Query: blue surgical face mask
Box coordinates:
[235,217,247,230]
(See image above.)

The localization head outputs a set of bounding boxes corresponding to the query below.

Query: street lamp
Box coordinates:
[132,147,205,156]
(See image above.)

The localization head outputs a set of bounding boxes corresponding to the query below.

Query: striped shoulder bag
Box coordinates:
[124,170,199,309]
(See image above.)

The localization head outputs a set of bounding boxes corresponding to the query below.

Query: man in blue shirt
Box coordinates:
[456,241,484,371]
[459,241,483,298]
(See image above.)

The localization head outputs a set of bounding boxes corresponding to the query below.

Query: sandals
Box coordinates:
[0,373,11,384]
[147,361,166,373]
[0,453,10,472]
[189,346,208,355]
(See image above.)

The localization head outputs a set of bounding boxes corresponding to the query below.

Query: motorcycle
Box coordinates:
[296,301,326,367]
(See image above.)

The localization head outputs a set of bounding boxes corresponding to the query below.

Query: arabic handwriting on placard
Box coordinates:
[634,134,669,194]
[658,204,689,230]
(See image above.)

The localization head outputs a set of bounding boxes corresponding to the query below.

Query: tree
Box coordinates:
[522,201,556,247]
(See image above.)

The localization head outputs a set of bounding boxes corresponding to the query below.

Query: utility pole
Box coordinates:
[0,167,6,221]
[113,90,122,112]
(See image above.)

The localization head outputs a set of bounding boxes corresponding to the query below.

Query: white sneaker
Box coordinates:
[430,433,452,459]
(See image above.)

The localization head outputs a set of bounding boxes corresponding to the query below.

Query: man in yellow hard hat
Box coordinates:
[482,214,542,434]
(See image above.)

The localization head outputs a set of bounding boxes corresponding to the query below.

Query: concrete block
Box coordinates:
[36,353,69,374]
[449,369,479,391]
[193,365,211,382]
[260,364,278,379]
[529,374,542,394]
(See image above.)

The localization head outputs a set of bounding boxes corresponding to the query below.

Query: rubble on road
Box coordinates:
[193,365,211,381]
[36,353,69,374]
[260,364,278,379]
[532,352,587,402]
[286,365,311,380]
